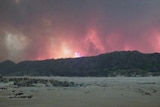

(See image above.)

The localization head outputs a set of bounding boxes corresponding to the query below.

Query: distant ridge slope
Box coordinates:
[0,51,160,76]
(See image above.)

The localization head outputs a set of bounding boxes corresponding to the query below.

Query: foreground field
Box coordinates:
[0,77,160,107]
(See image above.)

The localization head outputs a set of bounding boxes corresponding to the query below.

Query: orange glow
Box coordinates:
[149,30,160,52]
[85,28,105,53]
[106,33,122,51]
[39,38,84,60]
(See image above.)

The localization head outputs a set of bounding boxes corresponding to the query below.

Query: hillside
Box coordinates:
[0,51,160,77]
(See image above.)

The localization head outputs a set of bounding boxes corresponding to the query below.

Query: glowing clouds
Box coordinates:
[1,0,160,62]
[5,32,30,60]
[48,39,83,59]
[105,33,122,51]
[59,42,72,58]
[58,42,83,58]
[5,33,27,50]
[85,28,105,55]
[149,30,160,52]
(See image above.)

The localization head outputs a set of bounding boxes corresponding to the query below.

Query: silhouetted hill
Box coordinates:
[0,60,15,75]
[0,51,160,76]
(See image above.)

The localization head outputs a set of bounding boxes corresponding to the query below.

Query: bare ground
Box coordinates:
[0,77,160,107]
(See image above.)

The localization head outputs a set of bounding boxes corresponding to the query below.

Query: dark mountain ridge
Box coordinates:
[0,51,160,76]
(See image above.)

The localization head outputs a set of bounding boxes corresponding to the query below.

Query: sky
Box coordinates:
[0,0,160,62]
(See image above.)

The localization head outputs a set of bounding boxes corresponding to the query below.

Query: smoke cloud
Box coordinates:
[0,0,160,62]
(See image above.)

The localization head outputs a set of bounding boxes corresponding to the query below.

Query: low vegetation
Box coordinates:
[0,77,77,87]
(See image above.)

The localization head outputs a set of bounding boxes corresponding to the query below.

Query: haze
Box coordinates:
[0,0,160,62]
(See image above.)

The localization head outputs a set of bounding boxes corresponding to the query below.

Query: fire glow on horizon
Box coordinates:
[1,0,160,62]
